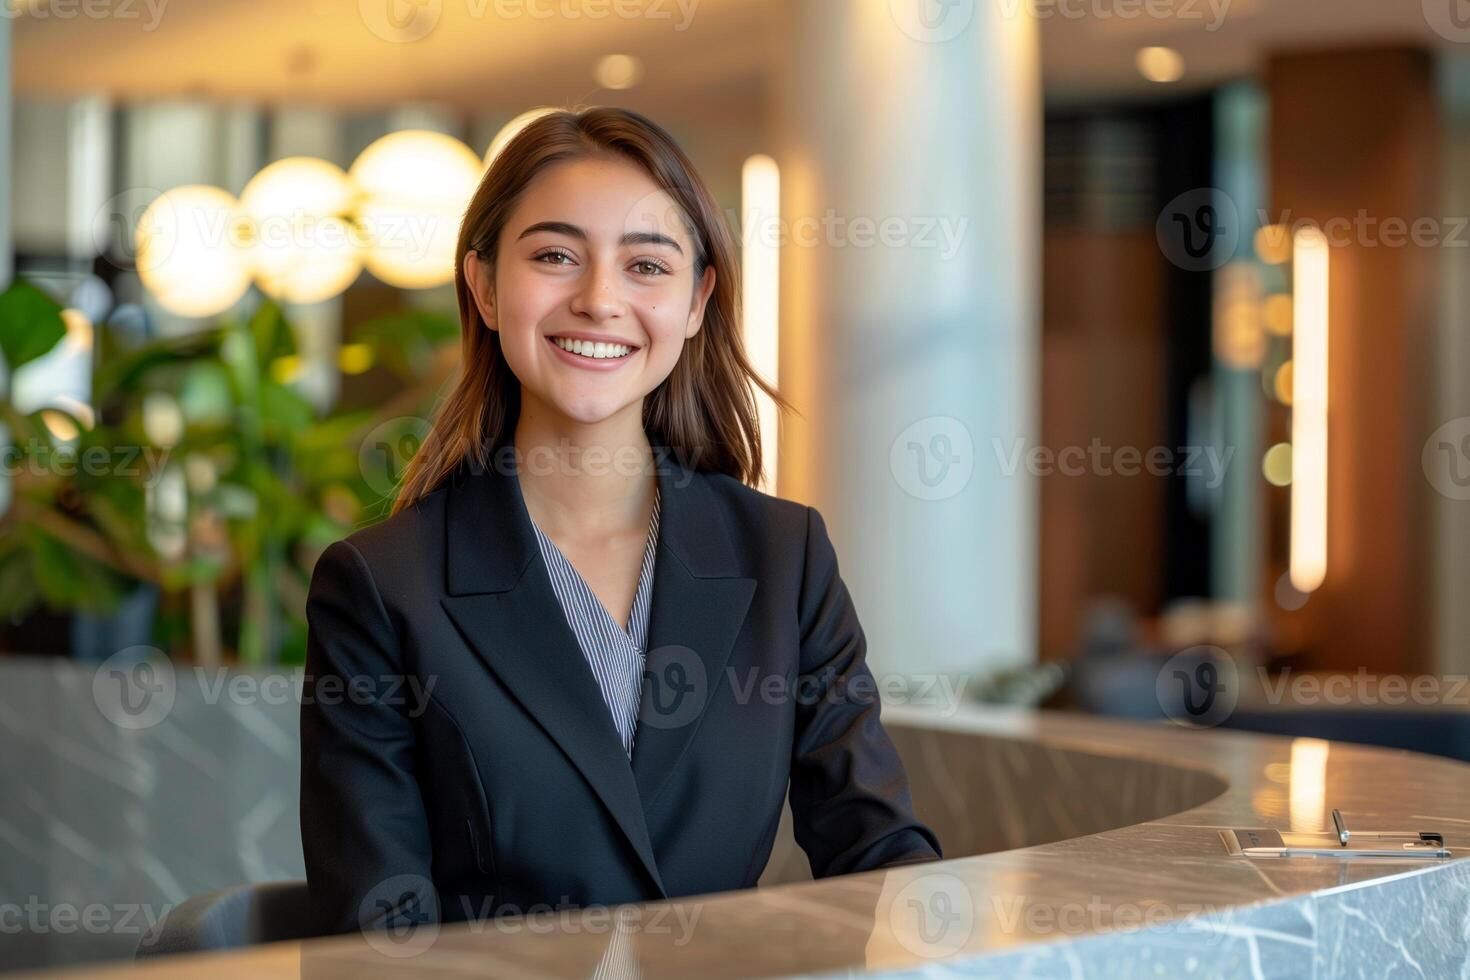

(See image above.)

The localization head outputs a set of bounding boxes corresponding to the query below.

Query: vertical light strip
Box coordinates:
[741,154,780,494]
[67,96,111,261]
[1291,226,1329,592]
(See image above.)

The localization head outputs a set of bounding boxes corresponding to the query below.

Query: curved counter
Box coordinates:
[21,703,1470,979]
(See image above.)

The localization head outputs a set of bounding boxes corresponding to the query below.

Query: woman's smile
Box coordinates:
[545,333,643,371]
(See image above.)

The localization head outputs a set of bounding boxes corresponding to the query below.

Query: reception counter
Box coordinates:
[16,701,1470,979]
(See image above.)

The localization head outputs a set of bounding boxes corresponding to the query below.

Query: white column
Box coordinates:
[269,105,346,412]
[772,1,1041,685]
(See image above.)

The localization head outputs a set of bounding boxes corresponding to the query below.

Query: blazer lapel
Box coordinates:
[439,447,669,898]
[630,452,757,813]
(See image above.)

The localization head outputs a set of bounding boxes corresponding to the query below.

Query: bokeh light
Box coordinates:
[238,157,362,304]
[1254,224,1293,265]
[135,185,252,317]
[1262,293,1293,336]
[1136,47,1184,84]
[595,54,644,90]
[1263,442,1293,486]
[350,130,483,289]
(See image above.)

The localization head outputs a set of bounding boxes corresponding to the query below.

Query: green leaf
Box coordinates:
[177,362,234,425]
[354,309,459,377]
[259,380,314,433]
[92,324,223,404]
[0,279,66,370]
[0,545,40,621]
[28,528,126,613]
[248,300,296,368]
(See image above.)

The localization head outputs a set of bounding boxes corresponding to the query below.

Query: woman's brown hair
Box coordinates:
[390,105,791,515]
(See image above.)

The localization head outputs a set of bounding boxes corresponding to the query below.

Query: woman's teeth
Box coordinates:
[551,336,635,359]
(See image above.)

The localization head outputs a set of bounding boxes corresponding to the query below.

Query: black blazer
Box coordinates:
[299,446,942,936]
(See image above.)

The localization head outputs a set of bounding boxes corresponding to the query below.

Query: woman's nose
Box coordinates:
[568,260,627,321]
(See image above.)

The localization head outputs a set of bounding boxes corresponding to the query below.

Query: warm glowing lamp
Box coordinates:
[741,154,780,494]
[1136,47,1184,84]
[238,157,362,304]
[350,130,483,289]
[135,185,252,317]
[595,54,643,90]
[1290,227,1329,592]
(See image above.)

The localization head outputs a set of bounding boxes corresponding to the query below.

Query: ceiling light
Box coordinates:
[1137,47,1184,84]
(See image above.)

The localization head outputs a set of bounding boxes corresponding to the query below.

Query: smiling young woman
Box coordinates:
[299,106,942,938]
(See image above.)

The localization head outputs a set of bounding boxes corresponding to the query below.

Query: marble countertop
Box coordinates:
[21,704,1470,979]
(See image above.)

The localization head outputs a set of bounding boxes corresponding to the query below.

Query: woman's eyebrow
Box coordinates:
[516,220,684,255]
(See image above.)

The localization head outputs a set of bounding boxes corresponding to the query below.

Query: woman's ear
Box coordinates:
[463,251,497,331]
[686,265,716,339]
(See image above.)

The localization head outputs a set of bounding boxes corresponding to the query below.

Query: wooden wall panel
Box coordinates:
[1266,47,1439,674]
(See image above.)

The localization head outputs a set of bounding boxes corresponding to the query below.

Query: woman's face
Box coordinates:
[465,156,716,429]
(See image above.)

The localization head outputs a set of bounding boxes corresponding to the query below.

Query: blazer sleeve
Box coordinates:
[299,538,436,937]
[787,505,943,878]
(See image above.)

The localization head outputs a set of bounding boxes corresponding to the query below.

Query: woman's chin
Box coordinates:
[540,393,638,429]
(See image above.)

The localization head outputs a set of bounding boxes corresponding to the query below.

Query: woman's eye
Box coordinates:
[534,250,668,276]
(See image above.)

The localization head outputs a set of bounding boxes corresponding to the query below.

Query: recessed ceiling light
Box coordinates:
[1137,47,1185,84]
[595,54,643,90]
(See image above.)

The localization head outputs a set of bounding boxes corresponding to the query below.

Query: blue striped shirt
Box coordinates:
[529,485,661,758]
